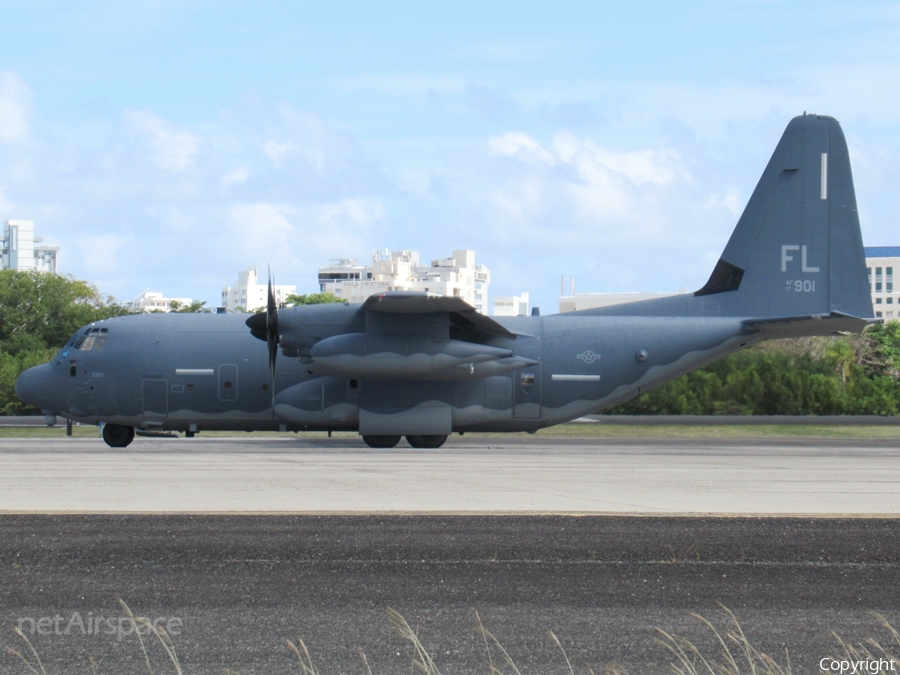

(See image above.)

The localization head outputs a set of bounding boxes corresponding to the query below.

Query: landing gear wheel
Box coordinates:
[362,435,401,449]
[102,423,135,448]
[406,434,448,449]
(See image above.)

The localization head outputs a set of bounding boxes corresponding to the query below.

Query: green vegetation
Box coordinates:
[166,299,210,313]
[0,271,133,414]
[243,292,344,313]
[608,325,900,416]
[284,291,345,305]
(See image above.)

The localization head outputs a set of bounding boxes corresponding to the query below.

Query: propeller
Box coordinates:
[245,268,280,413]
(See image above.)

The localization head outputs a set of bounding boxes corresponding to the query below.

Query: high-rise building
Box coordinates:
[865,246,900,320]
[222,267,297,312]
[1,220,59,273]
[318,249,491,314]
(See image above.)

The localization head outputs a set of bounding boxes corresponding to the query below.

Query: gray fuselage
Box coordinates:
[16,303,756,435]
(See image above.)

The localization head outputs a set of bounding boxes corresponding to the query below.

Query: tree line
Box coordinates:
[608,323,900,416]
[1,269,898,416]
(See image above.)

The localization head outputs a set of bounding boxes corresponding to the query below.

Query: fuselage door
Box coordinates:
[142,379,168,418]
[513,367,542,418]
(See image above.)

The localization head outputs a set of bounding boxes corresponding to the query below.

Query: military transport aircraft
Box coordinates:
[16,114,875,449]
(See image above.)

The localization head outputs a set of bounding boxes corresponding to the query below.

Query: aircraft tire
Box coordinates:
[362,435,401,449]
[102,423,135,448]
[405,434,448,449]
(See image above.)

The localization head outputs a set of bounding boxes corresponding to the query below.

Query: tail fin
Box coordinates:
[696,114,873,328]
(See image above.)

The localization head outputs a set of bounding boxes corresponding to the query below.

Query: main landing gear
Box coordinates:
[362,435,402,448]
[405,435,448,449]
[102,423,135,448]
[361,434,449,449]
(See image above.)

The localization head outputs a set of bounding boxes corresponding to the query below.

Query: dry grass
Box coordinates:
[655,606,794,675]
[6,604,898,675]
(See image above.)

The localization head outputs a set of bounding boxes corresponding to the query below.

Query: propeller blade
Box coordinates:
[245,269,281,417]
[266,269,279,413]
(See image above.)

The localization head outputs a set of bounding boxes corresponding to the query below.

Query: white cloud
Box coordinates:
[125,109,202,172]
[483,129,692,237]
[553,132,685,187]
[223,165,250,188]
[317,198,385,227]
[488,131,554,166]
[229,202,295,248]
[0,71,32,143]
[75,232,130,278]
[705,185,743,216]
[263,140,300,163]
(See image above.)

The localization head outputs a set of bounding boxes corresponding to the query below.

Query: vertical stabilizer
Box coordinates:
[695,114,873,322]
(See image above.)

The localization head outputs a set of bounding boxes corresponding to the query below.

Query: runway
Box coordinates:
[0,434,899,514]
[2,435,899,673]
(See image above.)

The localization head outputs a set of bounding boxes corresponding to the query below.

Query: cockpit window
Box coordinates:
[72,327,108,351]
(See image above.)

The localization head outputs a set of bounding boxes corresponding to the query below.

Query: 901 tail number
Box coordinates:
[786,280,816,293]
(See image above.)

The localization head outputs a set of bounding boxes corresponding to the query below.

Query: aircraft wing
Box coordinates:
[363,291,517,339]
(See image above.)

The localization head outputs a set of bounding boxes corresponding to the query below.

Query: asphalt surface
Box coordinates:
[2,515,899,674]
[3,435,900,513]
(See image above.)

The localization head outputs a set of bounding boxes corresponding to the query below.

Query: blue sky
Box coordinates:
[1,0,899,312]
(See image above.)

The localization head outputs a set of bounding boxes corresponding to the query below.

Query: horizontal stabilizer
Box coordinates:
[744,312,875,339]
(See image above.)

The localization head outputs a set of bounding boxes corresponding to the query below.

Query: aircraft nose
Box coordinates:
[16,363,61,413]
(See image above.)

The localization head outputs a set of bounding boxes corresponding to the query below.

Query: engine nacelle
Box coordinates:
[307,333,516,379]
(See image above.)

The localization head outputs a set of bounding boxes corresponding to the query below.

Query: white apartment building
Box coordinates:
[318,249,491,314]
[865,246,900,320]
[222,267,297,312]
[128,290,195,313]
[493,292,530,316]
[559,292,682,313]
[1,220,59,273]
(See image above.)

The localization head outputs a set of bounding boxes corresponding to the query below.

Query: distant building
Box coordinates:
[128,290,195,313]
[559,292,682,313]
[1,220,59,273]
[318,249,491,314]
[865,246,900,320]
[493,292,530,317]
[222,267,297,312]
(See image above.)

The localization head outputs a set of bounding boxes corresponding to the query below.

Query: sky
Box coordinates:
[1,0,899,313]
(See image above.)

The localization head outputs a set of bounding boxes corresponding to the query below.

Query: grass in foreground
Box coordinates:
[5,605,900,674]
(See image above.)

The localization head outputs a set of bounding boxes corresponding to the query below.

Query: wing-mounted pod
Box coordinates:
[307,332,536,380]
